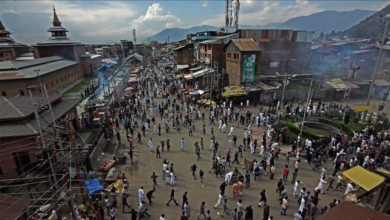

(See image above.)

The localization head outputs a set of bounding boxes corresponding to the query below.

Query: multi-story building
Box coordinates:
[224,39,264,86]
[187,31,219,63]
[95,47,104,56]
[112,43,123,58]
[198,33,239,72]
[33,8,85,62]
[0,20,30,61]
[120,40,134,57]
[238,29,314,76]
[174,43,194,67]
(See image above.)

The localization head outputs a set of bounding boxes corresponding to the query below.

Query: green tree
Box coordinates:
[319,32,324,38]
[330,30,336,36]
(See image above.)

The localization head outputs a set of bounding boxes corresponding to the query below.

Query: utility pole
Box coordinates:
[342,66,359,122]
[28,90,59,189]
[300,79,314,135]
[363,14,390,121]
[43,85,65,156]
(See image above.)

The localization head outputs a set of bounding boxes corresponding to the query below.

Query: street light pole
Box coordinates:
[300,79,314,135]
[277,72,287,122]
[34,69,42,94]
[342,66,359,122]
[363,14,390,121]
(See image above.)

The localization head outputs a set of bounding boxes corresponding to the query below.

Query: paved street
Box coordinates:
[97,97,347,220]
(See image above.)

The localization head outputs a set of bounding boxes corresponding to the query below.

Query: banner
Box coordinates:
[353,104,379,112]
[242,54,256,83]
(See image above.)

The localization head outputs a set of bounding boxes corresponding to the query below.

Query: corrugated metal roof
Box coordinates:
[0,98,24,120]
[6,95,61,116]
[230,39,264,51]
[0,121,37,138]
[28,98,81,131]
[200,34,236,44]
[370,79,390,87]
[0,57,78,80]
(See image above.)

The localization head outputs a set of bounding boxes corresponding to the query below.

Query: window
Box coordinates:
[20,90,25,96]
[0,166,3,176]
[2,91,6,96]
[61,77,63,82]
[56,79,59,84]
[0,53,3,57]
[51,82,54,87]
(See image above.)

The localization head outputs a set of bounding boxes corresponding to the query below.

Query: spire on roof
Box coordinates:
[52,6,62,27]
[0,20,5,31]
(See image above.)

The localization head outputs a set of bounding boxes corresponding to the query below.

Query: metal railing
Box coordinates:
[88,134,107,168]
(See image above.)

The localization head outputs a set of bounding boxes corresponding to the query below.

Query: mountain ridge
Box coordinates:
[144,9,376,43]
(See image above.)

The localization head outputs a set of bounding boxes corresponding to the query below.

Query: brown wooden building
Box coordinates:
[224,39,264,86]
[174,43,194,65]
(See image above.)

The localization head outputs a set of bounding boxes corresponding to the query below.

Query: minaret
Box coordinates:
[47,6,68,37]
[0,20,14,43]
[52,6,62,27]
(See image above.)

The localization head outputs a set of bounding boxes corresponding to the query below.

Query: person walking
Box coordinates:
[244,205,253,220]
[213,192,224,209]
[166,189,179,206]
[280,196,288,216]
[190,163,197,179]
[148,138,154,153]
[197,201,207,219]
[184,201,191,218]
[291,169,298,184]
[327,173,335,191]
[156,145,161,158]
[220,199,229,217]
[232,151,240,164]
[282,165,289,185]
[199,169,205,187]
[294,180,302,198]
[150,172,159,188]
[237,199,243,220]
[314,176,327,194]
[146,188,156,205]
[258,189,267,207]
[245,171,251,188]
[181,138,185,151]
[195,144,201,161]
[122,193,132,213]
[182,191,188,210]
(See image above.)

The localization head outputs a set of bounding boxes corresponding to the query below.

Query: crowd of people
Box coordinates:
[71,59,390,220]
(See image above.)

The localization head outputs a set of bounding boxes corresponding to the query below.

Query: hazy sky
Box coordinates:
[1,1,387,44]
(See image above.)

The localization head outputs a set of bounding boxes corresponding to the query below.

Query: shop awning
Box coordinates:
[342,165,385,191]
[184,74,192,79]
[222,86,248,98]
[193,68,214,78]
[190,66,202,71]
[177,64,189,70]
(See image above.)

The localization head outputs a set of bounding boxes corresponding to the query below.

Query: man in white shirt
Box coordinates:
[138,187,145,204]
